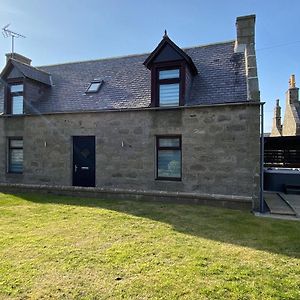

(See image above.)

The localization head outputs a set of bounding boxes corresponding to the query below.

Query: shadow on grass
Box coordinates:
[8,192,300,258]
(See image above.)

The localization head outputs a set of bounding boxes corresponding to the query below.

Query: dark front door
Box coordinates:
[73,136,95,187]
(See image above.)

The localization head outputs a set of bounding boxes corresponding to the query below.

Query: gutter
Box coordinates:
[0,101,263,118]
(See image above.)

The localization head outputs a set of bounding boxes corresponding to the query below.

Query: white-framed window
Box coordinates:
[86,80,103,93]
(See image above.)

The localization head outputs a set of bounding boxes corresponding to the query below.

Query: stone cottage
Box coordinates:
[0,15,261,210]
[271,75,300,136]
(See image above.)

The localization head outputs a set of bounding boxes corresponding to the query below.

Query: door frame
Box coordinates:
[72,135,96,187]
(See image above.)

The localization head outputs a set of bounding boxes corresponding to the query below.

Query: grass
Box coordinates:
[0,193,299,299]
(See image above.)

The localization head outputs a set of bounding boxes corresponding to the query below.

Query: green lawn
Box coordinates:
[0,193,299,299]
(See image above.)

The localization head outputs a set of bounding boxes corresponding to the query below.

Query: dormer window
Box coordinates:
[86,80,103,93]
[7,82,24,115]
[0,56,52,115]
[143,33,198,108]
[158,67,181,107]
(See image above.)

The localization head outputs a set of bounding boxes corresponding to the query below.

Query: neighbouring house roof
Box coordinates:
[293,104,300,130]
[296,105,300,119]
[0,41,247,114]
[0,59,52,86]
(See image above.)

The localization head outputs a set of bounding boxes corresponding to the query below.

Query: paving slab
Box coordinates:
[264,192,296,216]
[279,193,300,217]
[254,212,300,221]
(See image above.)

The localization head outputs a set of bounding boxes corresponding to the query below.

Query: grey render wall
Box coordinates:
[0,104,260,208]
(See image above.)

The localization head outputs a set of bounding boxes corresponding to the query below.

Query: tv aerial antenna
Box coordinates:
[2,24,26,56]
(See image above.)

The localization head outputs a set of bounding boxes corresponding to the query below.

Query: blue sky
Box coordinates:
[1,0,300,132]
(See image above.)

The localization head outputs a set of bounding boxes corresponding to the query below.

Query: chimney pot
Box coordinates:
[289,74,296,88]
[286,74,299,104]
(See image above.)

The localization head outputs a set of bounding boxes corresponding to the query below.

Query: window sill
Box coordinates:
[6,172,23,175]
[1,113,25,117]
[155,105,183,109]
[155,177,182,182]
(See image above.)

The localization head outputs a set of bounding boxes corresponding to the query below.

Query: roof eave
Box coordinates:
[0,59,15,80]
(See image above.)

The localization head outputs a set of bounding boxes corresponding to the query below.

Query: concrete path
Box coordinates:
[254,212,300,221]
[279,193,300,217]
[264,192,296,216]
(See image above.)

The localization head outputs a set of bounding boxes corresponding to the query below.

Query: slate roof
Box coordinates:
[1,41,248,114]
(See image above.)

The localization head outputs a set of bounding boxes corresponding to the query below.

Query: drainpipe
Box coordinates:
[259,102,265,213]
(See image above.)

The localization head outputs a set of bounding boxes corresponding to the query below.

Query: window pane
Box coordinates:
[158,150,181,178]
[159,83,179,106]
[159,138,180,148]
[10,140,23,148]
[11,84,23,93]
[87,82,102,93]
[10,149,23,173]
[159,69,180,80]
[12,96,23,114]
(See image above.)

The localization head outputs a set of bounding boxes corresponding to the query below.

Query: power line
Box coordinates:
[256,40,300,52]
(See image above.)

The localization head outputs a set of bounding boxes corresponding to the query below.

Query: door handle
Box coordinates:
[74,164,78,172]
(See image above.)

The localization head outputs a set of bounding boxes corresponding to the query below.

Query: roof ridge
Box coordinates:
[36,39,235,69]
[36,52,149,68]
[182,40,235,51]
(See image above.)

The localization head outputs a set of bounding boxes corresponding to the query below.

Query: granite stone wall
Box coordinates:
[0,104,260,209]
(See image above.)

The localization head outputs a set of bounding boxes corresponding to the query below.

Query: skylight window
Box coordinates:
[86,80,103,93]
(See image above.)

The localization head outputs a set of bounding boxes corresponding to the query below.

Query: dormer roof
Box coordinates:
[143,34,198,75]
[0,59,52,86]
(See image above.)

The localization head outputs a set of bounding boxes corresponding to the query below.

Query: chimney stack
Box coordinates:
[234,14,256,53]
[234,14,260,102]
[6,53,31,65]
[286,74,299,105]
[282,75,300,136]
[270,99,282,136]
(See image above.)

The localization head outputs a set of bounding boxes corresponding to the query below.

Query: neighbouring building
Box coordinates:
[0,15,261,210]
[270,75,300,136]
